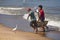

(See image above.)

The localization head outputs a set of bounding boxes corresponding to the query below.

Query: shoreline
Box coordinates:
[0,24,52,40]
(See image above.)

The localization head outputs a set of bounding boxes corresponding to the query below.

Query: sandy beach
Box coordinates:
[0,24,52,40]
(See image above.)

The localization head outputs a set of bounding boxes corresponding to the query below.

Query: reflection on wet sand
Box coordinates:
[38,32,46,37]
[37,31,60,40]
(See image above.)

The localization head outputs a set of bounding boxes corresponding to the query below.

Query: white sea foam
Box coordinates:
[47,21,60,27]
[46,18,60,28]
[0,7,24,10]
[0,7,24,15]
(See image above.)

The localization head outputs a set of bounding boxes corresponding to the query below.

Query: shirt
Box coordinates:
[39,9,45,18]
[29,11,36,21]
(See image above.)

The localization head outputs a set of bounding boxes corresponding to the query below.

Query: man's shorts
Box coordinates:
[30,20,37,28]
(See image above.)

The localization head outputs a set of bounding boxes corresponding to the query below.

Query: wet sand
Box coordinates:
[0,24,52,40]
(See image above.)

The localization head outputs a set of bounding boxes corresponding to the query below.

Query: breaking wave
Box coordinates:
[0,7,25,15]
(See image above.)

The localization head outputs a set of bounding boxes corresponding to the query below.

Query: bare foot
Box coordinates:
[34,28,38,34]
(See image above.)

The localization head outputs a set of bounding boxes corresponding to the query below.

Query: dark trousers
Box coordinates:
[30,20,37,28]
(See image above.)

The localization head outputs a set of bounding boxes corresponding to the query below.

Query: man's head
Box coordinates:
[38,5,43,10]
[27,8,31,12]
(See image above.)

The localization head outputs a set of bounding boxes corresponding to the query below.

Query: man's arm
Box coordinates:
[38,12,40,21]
[27,14,30,20]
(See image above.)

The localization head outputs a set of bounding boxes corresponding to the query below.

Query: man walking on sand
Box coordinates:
[27,8,38,33]
[38,5,45,32]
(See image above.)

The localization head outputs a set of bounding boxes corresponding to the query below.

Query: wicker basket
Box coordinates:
[37,21,48,27]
